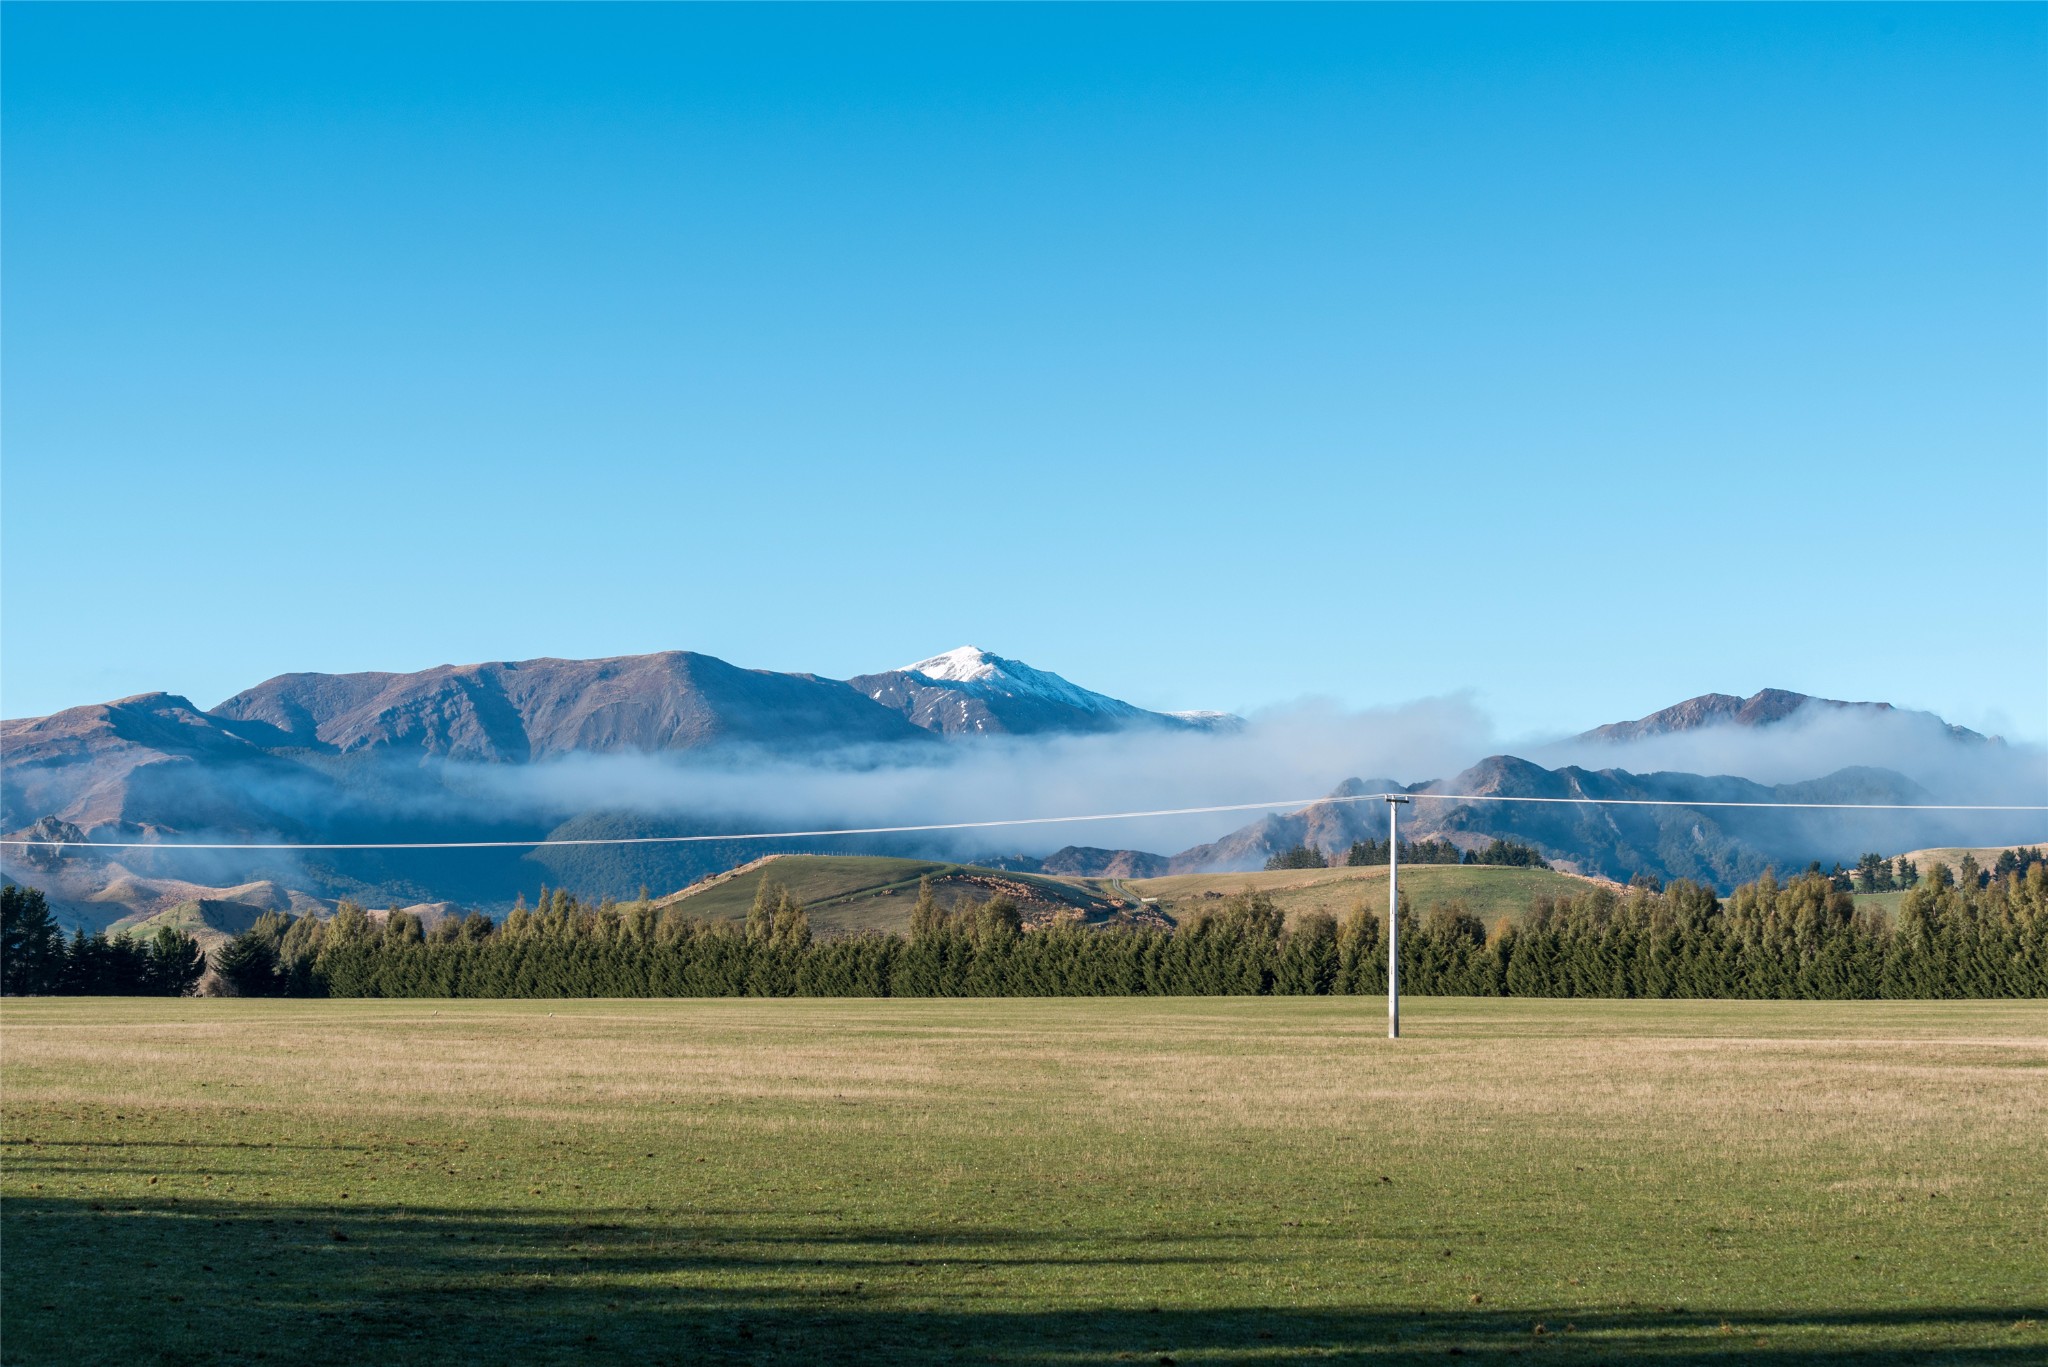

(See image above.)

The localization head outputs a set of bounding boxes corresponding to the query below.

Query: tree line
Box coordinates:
[1265,836,1548,871]
[182,860,2048,1000]
[1852,853,1920,893]
[1,886,207,996]
[1342,837,1462,867]
[8,859,2044,1000]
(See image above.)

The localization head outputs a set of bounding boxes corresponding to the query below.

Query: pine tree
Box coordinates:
[910,876,944,939]
[214,929,281,997]
[145,926,208,996]
[2,884,65,995]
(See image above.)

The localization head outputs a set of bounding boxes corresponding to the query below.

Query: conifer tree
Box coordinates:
[1,885,64,995]
[145,925,208,995]
[214,928,281,997]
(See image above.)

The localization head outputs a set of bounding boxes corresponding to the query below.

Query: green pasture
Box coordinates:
[3,996,2043,1364]
[1851,890,1910,920]
[104,897,271,947]
[1119,863,1595,928]
[653,856,1599,939]
[656,856,1113,936]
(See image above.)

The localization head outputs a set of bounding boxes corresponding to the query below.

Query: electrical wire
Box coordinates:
[3,788,2043,853]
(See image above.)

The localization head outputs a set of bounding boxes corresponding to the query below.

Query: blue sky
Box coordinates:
[4,4,2044,741]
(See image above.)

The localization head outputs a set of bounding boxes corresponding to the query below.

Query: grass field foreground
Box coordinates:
[3,997,2045,1364]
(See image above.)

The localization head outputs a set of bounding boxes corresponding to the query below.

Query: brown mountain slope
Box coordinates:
[0,693,324,835]
[1166,778,1405,873]
[1160,756,1946,888]
[212,652,936,760]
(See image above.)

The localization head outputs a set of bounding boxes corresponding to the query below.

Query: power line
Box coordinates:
[3,788,2043,853]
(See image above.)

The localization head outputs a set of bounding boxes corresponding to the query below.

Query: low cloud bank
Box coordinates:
[454,694,2045,859]
[1534,705,2047,808]
[459,694,1500,856]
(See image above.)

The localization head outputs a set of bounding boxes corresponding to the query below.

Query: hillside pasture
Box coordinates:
[103,896,276,949]
[2,996,2042,1364]
[654,854,1121,937]
[1107,862,1602,928]
[1850,890,1910,920]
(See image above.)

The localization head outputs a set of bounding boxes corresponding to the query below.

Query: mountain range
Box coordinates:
[2,650,2021,927]
[0,647,1216,836]
[1056,760,1939,890]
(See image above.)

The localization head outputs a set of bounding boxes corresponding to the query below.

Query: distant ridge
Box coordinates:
[1038,847,1172,879]
[1139,757,1948,887]
[1579,688,1991,745]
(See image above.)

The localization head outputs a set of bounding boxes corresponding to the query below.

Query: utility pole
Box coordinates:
[1386,795,1410,1038]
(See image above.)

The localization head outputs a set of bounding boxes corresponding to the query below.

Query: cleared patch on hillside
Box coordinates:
[1895,841,2047,870]
[1106,861,1605,927]
[1851,889,1910,918]
[653,854,1127,936]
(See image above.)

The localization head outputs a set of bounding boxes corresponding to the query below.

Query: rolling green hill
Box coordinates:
[654,855,1126,938]
[1101,862,1608,928]
[655,856,1606,937]
[105,898,274,949]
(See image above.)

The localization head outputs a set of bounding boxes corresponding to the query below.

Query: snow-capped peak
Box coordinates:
[897,646,1138,716]
[899,645,1002,685]
[888,646,1244,731]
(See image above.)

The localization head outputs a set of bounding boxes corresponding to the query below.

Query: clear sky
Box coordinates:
[4,4,2043,741]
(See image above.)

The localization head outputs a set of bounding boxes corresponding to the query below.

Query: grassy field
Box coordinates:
[1114,863,1598,928]
[1851,891,1909,920]
[656,856,1118,936]
[4,998,2043,1365]
[658,858,1594,938]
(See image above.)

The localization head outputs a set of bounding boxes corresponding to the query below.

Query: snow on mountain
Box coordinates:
[898,646,1006,685]
[897,646,1147,719]
[847,646,1239,737]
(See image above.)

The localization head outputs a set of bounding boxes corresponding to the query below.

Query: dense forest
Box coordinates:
[10,855,2043,1001]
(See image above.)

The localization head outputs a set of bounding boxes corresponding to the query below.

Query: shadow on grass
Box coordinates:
[2,1193,2041,1366]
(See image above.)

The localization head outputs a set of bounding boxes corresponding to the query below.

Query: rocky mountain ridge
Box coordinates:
[1126,758,1944,888]
[4,659,2021,926]
[1,646,1221,840]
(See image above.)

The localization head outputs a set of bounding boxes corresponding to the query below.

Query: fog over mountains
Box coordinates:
[3,646,2040,928]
